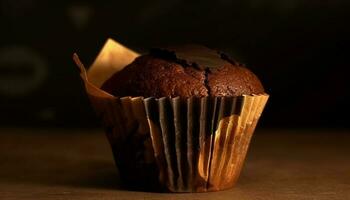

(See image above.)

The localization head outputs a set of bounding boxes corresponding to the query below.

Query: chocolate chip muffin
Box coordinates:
[101,45,264,98]
[75,39,269,192]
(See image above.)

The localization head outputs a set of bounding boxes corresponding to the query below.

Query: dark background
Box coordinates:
[1,0,349,129]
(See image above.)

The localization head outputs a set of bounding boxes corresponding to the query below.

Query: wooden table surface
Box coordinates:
[0,128,349,200]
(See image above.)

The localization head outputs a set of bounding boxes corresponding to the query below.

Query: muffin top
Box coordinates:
[101,45,264,98]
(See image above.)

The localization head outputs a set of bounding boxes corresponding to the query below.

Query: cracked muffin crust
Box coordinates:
[101,45,264,98]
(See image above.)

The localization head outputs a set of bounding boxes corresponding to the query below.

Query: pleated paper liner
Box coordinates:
[73,39,269,192]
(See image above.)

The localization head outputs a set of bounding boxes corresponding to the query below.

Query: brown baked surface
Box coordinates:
[207,65,264,96]
[101,45,264,98]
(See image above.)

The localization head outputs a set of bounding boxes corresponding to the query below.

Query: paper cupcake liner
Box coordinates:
[73,39,269,192]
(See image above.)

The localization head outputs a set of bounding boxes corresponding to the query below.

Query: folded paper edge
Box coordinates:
[73,53,114,98]
[88,38,140,87]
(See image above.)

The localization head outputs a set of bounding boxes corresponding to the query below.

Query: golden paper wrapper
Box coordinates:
[73,39,269,192]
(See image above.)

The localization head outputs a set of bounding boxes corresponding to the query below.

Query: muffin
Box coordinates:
[73,39,269,192]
